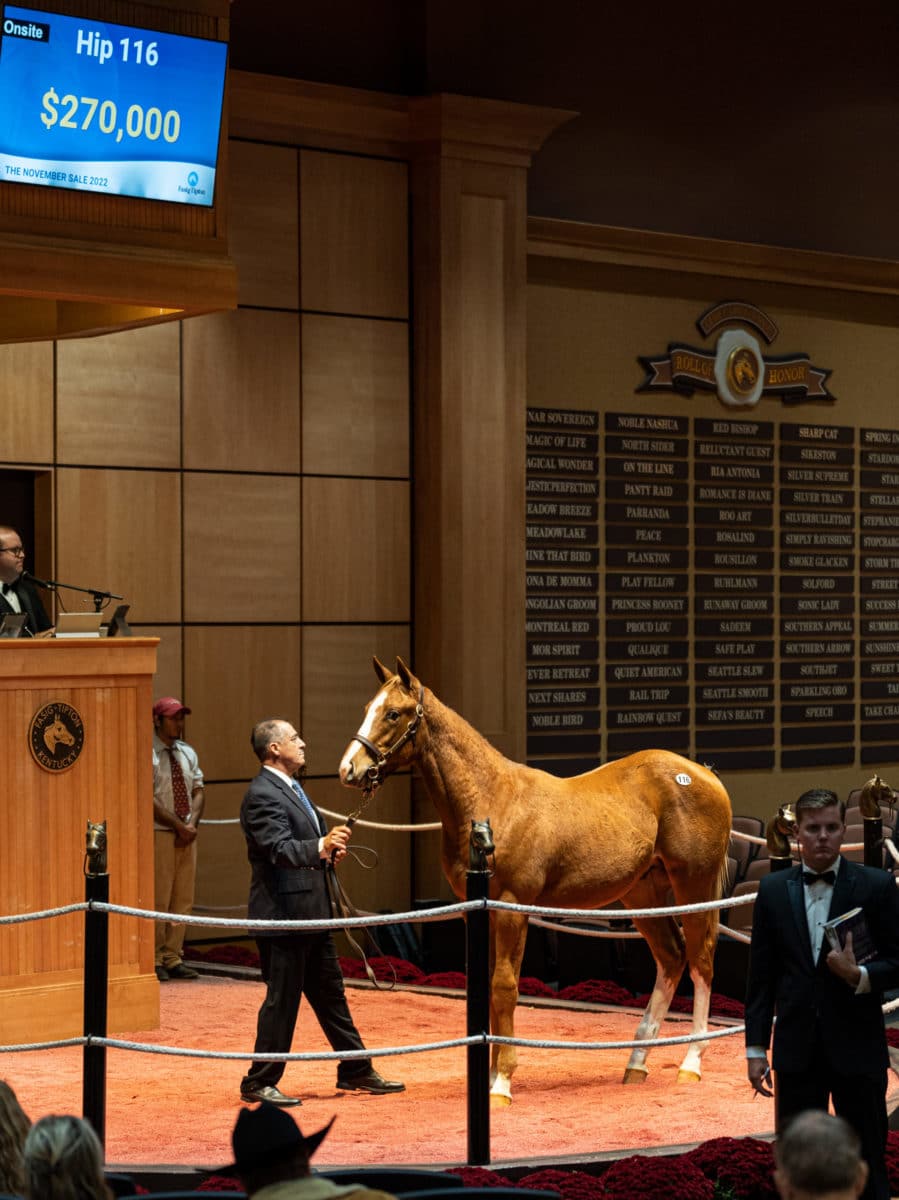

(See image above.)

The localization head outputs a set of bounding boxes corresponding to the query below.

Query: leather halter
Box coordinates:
[352,682,425,793]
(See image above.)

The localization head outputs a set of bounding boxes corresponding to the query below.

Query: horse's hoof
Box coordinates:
[677,1069,701,1083]
[622,1067,648,1084]
[490,1092,512,1108]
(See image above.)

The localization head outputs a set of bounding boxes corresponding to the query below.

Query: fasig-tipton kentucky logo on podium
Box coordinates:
[637,301,834,408]
[29,701,85,772]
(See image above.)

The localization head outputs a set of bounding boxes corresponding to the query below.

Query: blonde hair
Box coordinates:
[24,1115,112,1200]
[0,1081,30,1195]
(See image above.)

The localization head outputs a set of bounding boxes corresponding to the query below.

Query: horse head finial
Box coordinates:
[469,819,495,872]
[766,805,795,858]
[84,819,108,876]
[859,775,896,820]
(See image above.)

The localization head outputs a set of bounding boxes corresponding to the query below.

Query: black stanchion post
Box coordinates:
[863,816,881,869]
[82,821,109,1144]
[466,820,493,1166]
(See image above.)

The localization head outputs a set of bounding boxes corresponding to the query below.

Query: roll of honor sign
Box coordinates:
[0,6,227,205]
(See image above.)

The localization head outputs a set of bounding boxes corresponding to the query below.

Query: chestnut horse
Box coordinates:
[339,657,732,1104]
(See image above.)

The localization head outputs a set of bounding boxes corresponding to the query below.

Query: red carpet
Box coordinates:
[1,976,792,1172]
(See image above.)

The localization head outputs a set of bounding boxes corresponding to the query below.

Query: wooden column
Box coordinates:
[409,95,574,759]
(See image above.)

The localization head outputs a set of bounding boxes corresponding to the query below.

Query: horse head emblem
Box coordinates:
[859,775,896,820]
[766,804,795,858]
[85,819,107,875]
[44,715,75,755]
[469,819,495,872]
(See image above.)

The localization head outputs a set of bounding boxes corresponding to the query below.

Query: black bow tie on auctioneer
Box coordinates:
[802,869,836,886]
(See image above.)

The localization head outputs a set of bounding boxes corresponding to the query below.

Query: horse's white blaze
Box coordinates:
[339,692,388,778]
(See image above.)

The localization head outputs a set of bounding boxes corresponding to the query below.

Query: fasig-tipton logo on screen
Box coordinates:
[0,5,228,206]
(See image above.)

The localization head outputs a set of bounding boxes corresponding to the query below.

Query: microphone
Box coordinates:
[22,570,56,590]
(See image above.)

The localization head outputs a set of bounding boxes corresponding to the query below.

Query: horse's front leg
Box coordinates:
[488,908,528,1106]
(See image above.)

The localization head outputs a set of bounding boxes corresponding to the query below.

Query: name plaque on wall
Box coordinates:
[778,423,857,769]
[604,412,691,756]
[692,418,775,770]
[526,408,601,773]
[525,404,899,773]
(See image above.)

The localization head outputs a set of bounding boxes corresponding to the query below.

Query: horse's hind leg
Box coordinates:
[488,907,528,1106]
[670,874,721,1083]
[619,868,686,1083]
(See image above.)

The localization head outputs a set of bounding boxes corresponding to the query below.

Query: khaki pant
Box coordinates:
[154,829,197,968]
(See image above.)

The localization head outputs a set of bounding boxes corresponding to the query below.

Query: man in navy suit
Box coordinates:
[0,526,51,635]
[239,718,404,1106]
[746,787,899,1200]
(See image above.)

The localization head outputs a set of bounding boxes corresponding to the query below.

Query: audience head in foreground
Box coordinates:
[229,1102,335,1195]
[24,1114,112,1200]
[0,1080,30,1196]
[774,1110,868,1200]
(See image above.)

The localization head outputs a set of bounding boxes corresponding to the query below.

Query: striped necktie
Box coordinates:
[290,778,318,828]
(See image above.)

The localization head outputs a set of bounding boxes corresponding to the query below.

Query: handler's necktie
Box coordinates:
[802,869,836,886]
[290,778,319,828]
[166,747,191,820]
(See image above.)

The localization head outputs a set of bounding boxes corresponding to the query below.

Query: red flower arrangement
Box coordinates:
[686,1135,777,1199]
[196,1173,243,1191]
[447,1166,516,1187]
[518,1166,610,1199]
[884,1130,899,1194]
[599,1153,713,1199]
[184,944,747,1020]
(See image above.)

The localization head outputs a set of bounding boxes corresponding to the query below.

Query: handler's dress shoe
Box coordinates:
[154,965,169,982]
[240,1084,302,1107]
[336,1068,405,1095]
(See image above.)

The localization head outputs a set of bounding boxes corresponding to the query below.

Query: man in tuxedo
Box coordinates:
[746,787,899,1200]
[239,718,404,1106]
[0,526,51,635]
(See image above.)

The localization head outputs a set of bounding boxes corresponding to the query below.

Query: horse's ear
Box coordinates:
[373,656,392,684]
[396,657,418,691]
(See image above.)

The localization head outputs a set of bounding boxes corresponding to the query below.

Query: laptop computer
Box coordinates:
[54,611,105,638]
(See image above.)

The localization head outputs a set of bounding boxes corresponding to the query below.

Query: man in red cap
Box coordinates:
[152,696,205,981]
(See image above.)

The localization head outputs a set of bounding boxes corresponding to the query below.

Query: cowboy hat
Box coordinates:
[222,1103,335,1175]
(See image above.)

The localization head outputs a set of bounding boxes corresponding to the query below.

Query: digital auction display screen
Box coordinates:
[0,5,228,206]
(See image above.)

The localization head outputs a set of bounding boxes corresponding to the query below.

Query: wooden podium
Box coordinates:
[0,637,159,1043]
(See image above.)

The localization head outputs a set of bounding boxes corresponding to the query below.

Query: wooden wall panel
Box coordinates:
[182,310,300,473]
[184,625,301,780]
[182,473,301,622]
[190,781,251,937]
[0,341,53,464]
[56,468,181,623]
[141,624,183,705]
[56,324,181,468]
[301,314,409,477]
[300,151,409,319]
[228,141,299,310]
[302,477,409,622]
[300,623,412,771]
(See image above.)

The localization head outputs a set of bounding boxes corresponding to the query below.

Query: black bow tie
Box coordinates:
[803,869,836,886]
